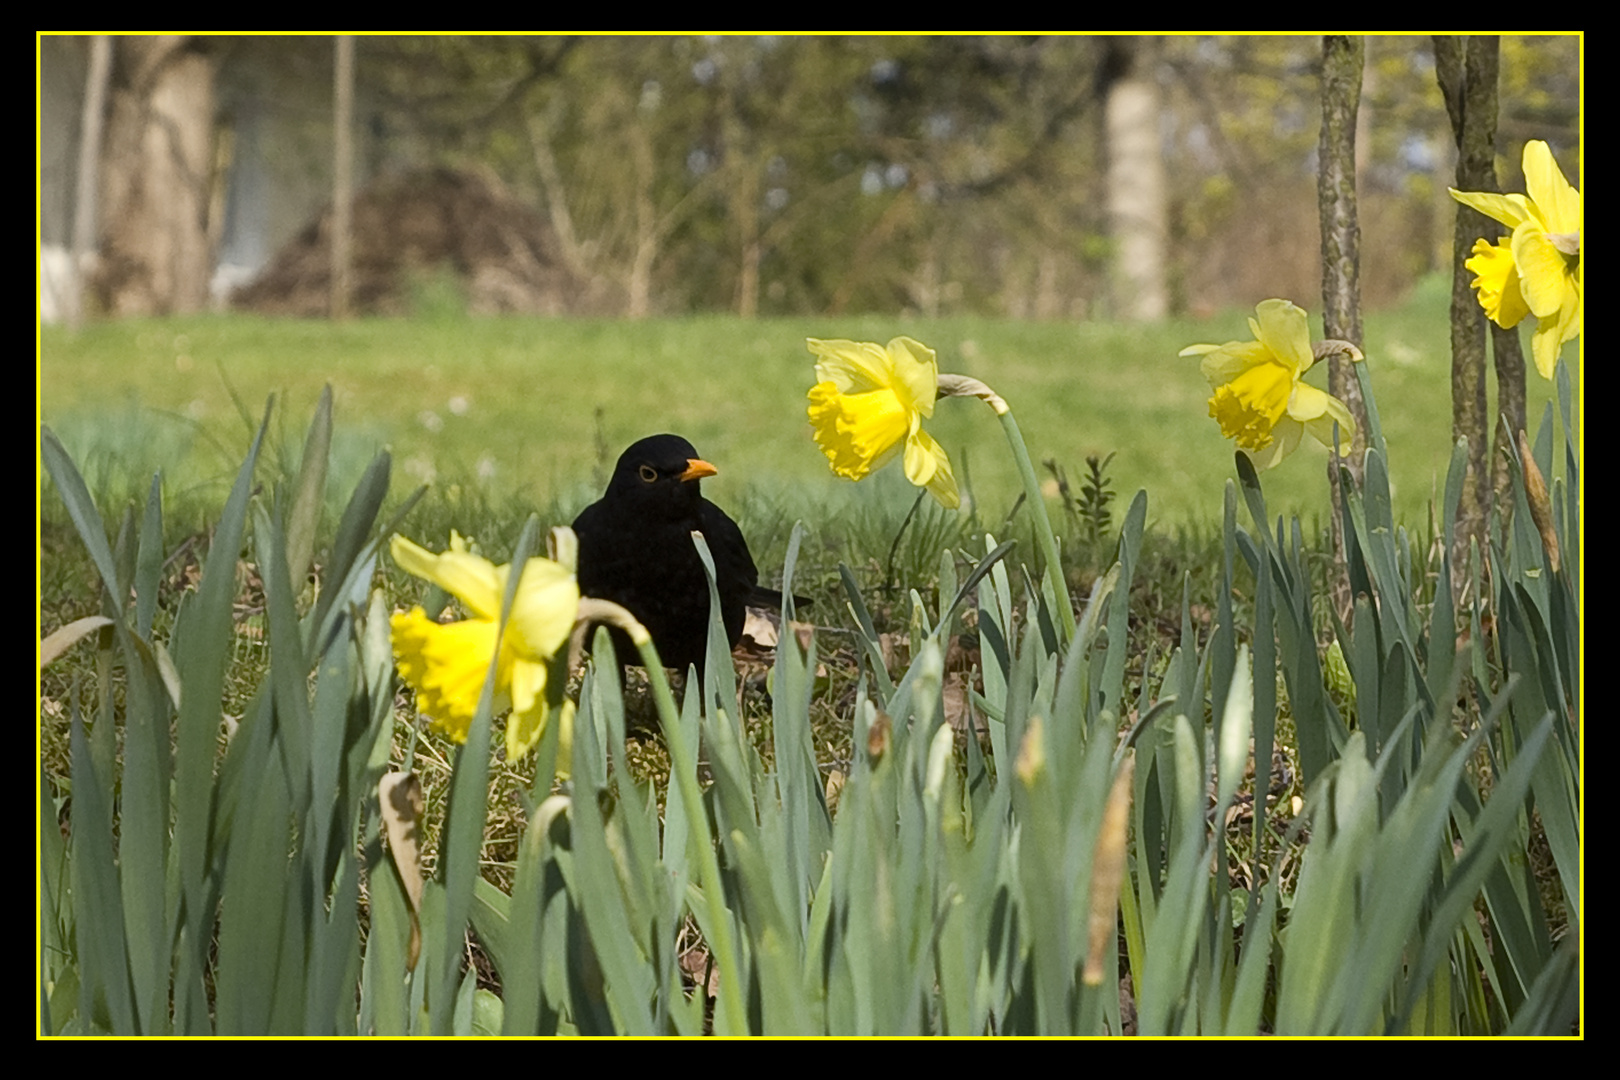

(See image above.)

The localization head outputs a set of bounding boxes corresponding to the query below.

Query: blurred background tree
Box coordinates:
[37,34,1579,323]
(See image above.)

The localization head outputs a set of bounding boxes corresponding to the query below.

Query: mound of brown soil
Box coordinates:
[233,166,608,316]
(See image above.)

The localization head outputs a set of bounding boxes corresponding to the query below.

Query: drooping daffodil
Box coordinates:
[806,336,959,509]
[1179,299,1359,470]
[1450,139,1581,378]
[390,532,578,761]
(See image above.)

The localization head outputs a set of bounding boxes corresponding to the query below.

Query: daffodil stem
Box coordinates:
[996,407,1078,643]
[884,488,929,593]
[636,639,748,1034]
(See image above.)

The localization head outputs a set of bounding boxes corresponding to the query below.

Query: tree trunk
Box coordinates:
[330,35,354,320]
[93,36,220,316]
[1103,37,1168,321]
[1489,323,1529,511]
[1433,35,1509,597]
[1318,35,1369,624]
[66,36,112,329]
[720,61,761,321]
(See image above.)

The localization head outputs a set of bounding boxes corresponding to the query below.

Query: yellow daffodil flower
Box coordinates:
[1179,299,1357,470]
[390,532,578,761]
[806,335,959,509]
[1450,140,1582,378]
[1462,237,1532,330]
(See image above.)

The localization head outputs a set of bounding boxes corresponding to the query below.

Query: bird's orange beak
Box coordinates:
[678,458,718,483]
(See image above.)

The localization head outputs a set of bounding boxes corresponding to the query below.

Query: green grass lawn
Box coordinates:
[39,278,1573,550]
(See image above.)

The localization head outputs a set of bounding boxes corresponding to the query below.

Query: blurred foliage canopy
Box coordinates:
[178,35,1582,318]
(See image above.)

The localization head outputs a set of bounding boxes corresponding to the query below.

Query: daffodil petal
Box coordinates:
[1285,381,1333,423]
[1530,320,1561,381]
[553,700,576,779]
[1529,291,1581,382]
[1199,340,1271,386]
[1511,224,1574,321]
[1300,393,1356,455]
[885,336,940,418]
[505,658,561,763]
[1244,434,1287,471]
[1448,189,1531,229]
[507,559,580,661]
[1253,299,1313,373]
[505,700,548,761]
[903,425,960,509]
[1568,266,1583,344]
[1270,419,1306,462]
[507,657,545,725]
[390,534,503,619]
[806,338,894,394]
[1522,140,1580,234]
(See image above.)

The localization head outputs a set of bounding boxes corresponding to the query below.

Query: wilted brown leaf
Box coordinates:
[866,710,892,762]
[741,608,778,650]
[825,768,846,809]
[379,771,425,970]
[942,672,983,736]
[879,632,909,674]
[1518,429,1560,572]
[1085,754,1135,985]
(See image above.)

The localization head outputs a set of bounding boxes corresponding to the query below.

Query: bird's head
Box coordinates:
[605,434,718,518]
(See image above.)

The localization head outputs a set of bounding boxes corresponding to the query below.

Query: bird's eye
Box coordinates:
[638,464,658,483]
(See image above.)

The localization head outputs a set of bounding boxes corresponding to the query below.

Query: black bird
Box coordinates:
[572,434,761,681]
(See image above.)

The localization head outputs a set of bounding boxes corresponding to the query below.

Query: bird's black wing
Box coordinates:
[570,498,647,666]
[570,499,617,597]
[698,505,816,616]
[747,584,813,611]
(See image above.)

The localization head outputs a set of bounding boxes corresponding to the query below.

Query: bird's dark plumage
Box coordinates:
[572,434,759,681]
